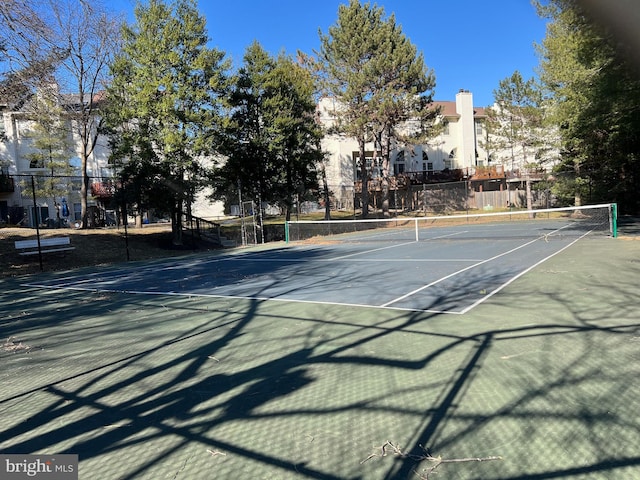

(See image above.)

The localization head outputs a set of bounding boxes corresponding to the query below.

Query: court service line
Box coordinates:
[329,241,417,260]
[299,230,469,261]
[424,231,471,240]
[227,242,419,262]
[458,230,593,314]
[19,282,463,315]
[233,257,482,263]
[380,229,566,308]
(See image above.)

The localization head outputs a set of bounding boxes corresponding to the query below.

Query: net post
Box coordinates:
[415,218,419,242]
[285,221,290,244]
[611,203,618,238]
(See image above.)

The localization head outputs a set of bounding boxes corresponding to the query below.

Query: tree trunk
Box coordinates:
[285,156,293,223]
[574,160,582,206]
[172,171,184,246]
[172,204,183,246]
[80,152,89,228]
[135,189,143,228]
[379,129,391,217]
[321,162,331,220]
[358,138,369,218]
[525,173,534,218]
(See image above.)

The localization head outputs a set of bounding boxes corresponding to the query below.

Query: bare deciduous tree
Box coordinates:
[0,0,60,104]
[48,0,121,228]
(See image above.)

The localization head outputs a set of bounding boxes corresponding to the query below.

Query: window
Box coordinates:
[30,206,49,226]
[393,150,405,176]
[352,151,382,180]
[29,159,45,169]
[427,162,433,171]
[394,163,405,175]
[442,122,450,135]
[15,119,34,139]
[73,203,82,221]
[476,121,483,135]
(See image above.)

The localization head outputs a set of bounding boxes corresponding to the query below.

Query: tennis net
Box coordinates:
[285,203,617,244]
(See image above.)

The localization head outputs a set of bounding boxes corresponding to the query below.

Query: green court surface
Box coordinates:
[1,230,639,479]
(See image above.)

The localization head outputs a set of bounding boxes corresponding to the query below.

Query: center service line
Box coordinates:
[380,234,550,308]
[458,230,592,314]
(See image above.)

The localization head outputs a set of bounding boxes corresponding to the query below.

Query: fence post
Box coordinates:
[31,175,43,272]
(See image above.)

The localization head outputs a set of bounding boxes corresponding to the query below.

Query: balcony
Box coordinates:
[91,181,116,199]
[0,175,15,193]
[468,165,506,180]
[354,169,465,192]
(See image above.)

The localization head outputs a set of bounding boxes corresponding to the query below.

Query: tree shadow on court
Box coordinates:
[1,241,639,479]
[0,245,338,341]
[380,242,640,479]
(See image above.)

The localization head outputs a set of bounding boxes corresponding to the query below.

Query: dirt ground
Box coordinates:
[0,224,220,278]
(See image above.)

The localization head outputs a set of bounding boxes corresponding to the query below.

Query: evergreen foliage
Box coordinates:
[20,94,74,213]
[536,0,640,213]
[318,0,437,217]
[212,42,322,227]
[104,0,228,243]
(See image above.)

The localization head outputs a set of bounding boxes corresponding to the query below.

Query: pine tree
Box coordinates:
[318,0,437,217]
[214,41,273,239]
[366,12,437,216]
[105,0,228,244]
[263,53,323,222]
[318,0,386,218]
[213,42,322,230]
[487,71,545,210]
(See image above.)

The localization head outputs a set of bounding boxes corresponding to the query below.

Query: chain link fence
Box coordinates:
[0,173,168,274]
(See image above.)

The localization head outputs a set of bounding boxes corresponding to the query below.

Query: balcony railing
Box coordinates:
[468,165,506,180]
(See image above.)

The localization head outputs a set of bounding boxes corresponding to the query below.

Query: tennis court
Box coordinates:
[1,206,639,479]
[20,206,616,315]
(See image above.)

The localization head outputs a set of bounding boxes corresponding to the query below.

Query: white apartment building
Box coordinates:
[319,89,492,209]
[0,94,113,227]
[0,94,224,227]
[1,87,538,225]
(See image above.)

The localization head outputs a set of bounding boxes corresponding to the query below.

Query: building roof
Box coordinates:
[431,100,486,119]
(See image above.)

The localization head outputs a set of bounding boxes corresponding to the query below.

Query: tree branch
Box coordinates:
[361,441,502,480]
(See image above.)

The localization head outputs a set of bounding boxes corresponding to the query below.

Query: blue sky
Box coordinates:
[109,0,548,107]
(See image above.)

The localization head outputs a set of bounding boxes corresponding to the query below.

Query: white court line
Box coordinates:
[296,230,468,261]
[458,230,593,314]
[330,241,416,260]
[19,282,464,315]
[380,225,572,308]
[424,231,471,240]
[227,241,419,262]
[234,257,482,262]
